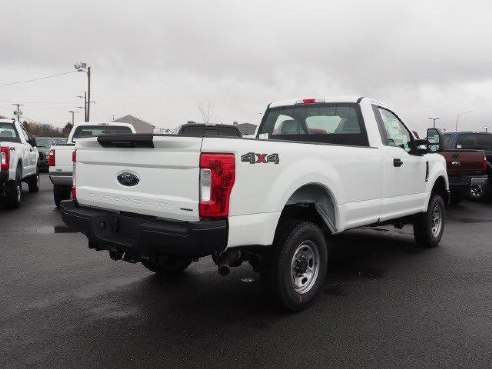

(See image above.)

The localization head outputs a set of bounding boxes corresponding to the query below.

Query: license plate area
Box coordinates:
[93,214,141,248]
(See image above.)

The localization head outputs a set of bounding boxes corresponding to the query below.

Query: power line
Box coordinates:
[0,70,77,87]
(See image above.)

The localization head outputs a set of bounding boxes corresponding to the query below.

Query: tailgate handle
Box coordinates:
[393,158,403,167]
[97,134,154,148]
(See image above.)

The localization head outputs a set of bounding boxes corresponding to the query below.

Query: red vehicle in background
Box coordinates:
[438,132,490,204]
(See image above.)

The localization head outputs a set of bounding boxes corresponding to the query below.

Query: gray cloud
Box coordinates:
[1,0,491,133]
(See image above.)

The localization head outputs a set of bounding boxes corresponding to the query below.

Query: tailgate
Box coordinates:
[441,150,485,176]
[75,135,203,221]
[50,144,75,173]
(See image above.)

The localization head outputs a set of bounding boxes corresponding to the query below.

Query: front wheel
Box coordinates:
[263,220,328,312]
[413,194,445,248]
[142,255,192,276]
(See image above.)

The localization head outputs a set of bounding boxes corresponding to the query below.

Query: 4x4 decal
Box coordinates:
[241,152,279,164]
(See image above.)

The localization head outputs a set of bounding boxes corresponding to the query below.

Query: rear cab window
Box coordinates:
[179,125,242,137]
[72,125,133,142]
[258,103,368,146]
[0,122,21,143]
[456,133,492,150]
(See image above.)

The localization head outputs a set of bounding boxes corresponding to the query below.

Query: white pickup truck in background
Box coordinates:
[0,119,40,208]
[49,122,135,207]
[62,97,449,311]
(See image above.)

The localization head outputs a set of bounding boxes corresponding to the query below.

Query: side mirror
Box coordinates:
[426,128,444,152]
[28,137,37,147]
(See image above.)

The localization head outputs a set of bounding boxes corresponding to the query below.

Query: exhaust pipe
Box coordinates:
[109,248,123,261]
[215,250,242,277]
[218,265,231,276]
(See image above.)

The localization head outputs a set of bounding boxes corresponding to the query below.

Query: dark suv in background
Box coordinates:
[177,123,242,137]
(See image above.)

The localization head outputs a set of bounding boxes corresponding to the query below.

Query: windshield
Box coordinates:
[258,103,368,146]
[72,125,133,141]
[457,133,492,150]
[0,123,21,143]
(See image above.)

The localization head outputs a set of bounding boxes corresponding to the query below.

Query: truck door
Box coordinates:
[374,107,428,220]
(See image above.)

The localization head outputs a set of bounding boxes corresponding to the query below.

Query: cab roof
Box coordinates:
[268,96,389,109]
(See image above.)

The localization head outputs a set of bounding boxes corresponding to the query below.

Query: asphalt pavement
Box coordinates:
[1,174,491,368]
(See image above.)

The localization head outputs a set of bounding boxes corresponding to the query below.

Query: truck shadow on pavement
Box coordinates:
[122,227,422,319]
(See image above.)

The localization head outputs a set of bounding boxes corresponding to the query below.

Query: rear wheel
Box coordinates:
[27,169,40,193]
[142,255,192,276]
[53,184,71,208]
[413,194,445,248]
[262,220,328,312]
[469,184,487,201]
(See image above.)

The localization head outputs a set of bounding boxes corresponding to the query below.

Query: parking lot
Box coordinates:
[1,174,491,368]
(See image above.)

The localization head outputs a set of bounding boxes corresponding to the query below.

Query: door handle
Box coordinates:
[393,158,403,167]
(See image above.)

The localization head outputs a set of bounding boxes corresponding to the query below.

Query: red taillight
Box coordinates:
[482,153,487,171]
[71,149,77,199]
[303,98,316,104]
[199,153,235,219]
[1,147,10,171]
[48,149,55,166]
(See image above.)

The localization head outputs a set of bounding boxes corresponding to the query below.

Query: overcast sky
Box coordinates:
[1,0,491,133]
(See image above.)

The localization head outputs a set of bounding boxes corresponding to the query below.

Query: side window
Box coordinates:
[378,108,412,153]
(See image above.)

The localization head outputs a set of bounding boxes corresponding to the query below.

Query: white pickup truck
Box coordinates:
[0,119,40,208]
[49,122,135,207]
[62,97,449,311]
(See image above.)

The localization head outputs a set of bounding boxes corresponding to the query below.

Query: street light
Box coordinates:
[68,110,78,125]
[455,111,473,132]
[74,62,91,121]
[428,117,439,128]
[481,126,489,133]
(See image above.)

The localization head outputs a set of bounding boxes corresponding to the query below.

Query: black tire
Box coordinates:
[27,169,40,193]
[142,255,192,276]
[7,167,22,209]
[468,184,488,202]
[53,184,71,208]
[413,194,445,248]
[450,191,465,206]
[262,220,328,312]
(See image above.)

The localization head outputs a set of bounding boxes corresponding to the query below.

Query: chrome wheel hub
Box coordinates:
[291,241,320,294]
[431,205,442,237]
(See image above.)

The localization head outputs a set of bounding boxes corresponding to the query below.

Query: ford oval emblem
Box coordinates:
[117,172,140,187]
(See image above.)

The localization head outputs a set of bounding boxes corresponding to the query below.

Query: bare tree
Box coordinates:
[197,100,214,123]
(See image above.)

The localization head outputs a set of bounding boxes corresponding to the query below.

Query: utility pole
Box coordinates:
[428,117,439,128]
[87,66,91,121]
[12,104,23,122]
[77,92,87,121]
[74,62,91,121]
[68,110,76,124]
